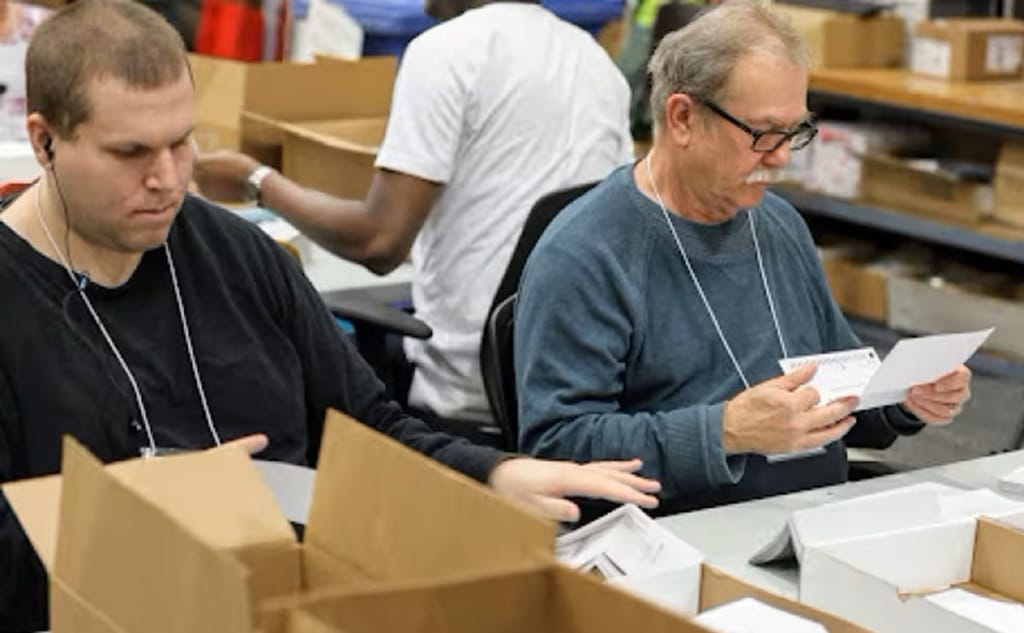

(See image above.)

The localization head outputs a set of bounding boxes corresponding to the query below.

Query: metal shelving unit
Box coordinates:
[773,185,1024,265]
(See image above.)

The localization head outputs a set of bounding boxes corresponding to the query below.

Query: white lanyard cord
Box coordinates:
[35,184,220,455]
[644,151,788,390]
[165,241,221,447]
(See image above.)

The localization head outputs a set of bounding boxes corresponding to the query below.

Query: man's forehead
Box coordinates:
[79,72,194,138]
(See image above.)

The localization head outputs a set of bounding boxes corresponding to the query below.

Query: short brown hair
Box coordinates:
[26,0,190,138]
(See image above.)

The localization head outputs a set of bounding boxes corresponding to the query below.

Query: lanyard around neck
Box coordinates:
[644,151,789,388]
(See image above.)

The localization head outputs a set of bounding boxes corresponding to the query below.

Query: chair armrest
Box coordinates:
[321,293,431,340]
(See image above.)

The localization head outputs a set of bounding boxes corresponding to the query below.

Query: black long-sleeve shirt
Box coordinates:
[0,193,505,631]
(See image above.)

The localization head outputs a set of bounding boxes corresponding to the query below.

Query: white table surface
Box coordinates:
[656,449,1024,598]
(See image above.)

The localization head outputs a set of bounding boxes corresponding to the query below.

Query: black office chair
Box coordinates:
[320,286,431,404]
[479,181,599,451]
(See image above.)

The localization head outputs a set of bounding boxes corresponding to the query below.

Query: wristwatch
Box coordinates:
[245,165,275,206]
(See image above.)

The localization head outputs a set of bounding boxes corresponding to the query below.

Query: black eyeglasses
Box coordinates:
[698,98,817,153]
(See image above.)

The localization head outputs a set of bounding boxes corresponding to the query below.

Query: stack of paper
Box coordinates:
[556,504,704,615]
[694,597,828,633]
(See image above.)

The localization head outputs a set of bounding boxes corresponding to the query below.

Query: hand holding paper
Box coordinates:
[722,363,858,457]
[778,328,990,415]
[903,364,972,425]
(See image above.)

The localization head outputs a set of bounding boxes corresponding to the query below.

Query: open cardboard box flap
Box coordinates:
[4,410,554,633]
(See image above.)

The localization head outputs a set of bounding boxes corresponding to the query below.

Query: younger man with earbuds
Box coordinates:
[0,1,659,630]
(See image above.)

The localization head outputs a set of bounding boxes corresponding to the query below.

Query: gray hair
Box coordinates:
[648,0,810,129]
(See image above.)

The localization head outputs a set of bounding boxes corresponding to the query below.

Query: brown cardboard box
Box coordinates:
[267,565,710,633]
[820,247,890,322]
[3,411,555,633]
[911,18,1024,81]
[279,117,387,199]
[187,54,396,159]
[858,152,993,225]
[697,565,872,633]
[777,6,904,68]
[264,561,873,633]
[239,55,396,168]
[993,141,1024,228]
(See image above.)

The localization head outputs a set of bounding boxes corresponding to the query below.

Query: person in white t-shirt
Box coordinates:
[195,0,633,441]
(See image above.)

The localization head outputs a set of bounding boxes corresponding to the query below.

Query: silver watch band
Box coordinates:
[247,165,275,205]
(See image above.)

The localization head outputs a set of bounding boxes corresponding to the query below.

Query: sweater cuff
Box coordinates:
[470,447,516,484]
[705,402,747,485]
[888,404,927,436]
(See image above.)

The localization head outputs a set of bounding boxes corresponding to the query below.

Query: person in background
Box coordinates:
[0,1,657,630]
[194,0,634,445]
[515,0,971,518]
[0,0,48,141]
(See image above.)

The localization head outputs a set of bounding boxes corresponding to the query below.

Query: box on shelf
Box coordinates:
[803,122,871,198]
[858,152,993,225]
[887,273,1024,359]
[2,411,556,633]
[993,141,1024,228]
[911,18,1024,81]
[802,122,930,199]
[819,246,892,322]
[776,5,905,68]
[801,515,1024,633]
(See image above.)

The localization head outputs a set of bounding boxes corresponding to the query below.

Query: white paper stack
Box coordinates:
[556,504,704,616]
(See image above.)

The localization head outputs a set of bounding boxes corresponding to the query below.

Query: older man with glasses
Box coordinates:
[514,0,972,517]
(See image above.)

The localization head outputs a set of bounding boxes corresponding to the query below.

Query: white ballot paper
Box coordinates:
[694,597,828,633]
[778,328,993,412]
[556,504,705,615]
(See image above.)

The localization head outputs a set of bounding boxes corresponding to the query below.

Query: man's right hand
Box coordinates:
[721,363,857,455]
[193,150,261,202]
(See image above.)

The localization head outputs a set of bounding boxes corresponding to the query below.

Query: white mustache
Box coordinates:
[744,169,783,184]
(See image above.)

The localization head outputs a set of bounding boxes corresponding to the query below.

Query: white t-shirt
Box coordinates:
[376,3,633,423]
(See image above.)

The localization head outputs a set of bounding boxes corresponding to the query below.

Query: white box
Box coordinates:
[800,515,1024,633]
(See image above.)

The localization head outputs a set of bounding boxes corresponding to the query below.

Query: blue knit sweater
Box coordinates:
[515,165,922,514]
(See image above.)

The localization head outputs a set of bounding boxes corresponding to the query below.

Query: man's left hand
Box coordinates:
[488,457,661,523]
[902,365,972,424]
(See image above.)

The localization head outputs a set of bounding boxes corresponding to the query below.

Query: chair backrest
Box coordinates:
[480,181,599,450]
